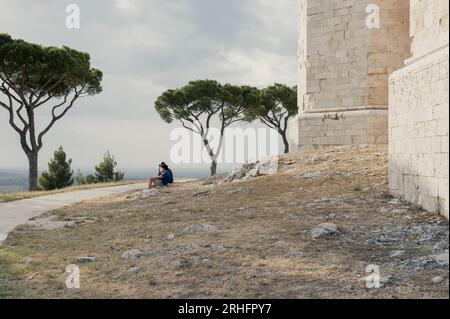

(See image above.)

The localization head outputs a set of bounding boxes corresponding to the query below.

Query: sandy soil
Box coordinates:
[0,145,448,299]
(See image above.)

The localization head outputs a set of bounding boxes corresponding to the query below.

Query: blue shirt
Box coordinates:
[161,171,171,186]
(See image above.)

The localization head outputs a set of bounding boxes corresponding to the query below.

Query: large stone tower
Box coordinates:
[290,0,449,219]
[288,0,410,150]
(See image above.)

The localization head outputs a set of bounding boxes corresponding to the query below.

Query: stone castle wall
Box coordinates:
[291,0,449,218]
[389,0,449,218]
[289,0,410,151]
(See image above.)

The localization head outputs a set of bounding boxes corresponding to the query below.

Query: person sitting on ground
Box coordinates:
[148,163,172,189]
[159,162,174,184]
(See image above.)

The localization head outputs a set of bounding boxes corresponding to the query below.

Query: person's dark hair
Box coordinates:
[159,162,169,171]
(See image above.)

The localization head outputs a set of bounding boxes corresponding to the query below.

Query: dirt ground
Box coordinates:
[0,145,448,299]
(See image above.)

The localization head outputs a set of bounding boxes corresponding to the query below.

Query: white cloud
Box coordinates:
[115,0,137,12]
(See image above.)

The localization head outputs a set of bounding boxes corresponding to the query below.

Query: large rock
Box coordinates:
[220,157,278,184]
[311,223,339,239]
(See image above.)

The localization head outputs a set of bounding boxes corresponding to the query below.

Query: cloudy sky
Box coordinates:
[0,0,297,174]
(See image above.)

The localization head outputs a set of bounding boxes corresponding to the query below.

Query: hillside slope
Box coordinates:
[0,145,448,298]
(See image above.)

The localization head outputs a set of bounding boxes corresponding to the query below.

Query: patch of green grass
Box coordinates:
[0,249,24,299]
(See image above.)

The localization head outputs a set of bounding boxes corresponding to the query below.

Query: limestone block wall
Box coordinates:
[389,47,449,218]
[289,0,410,151]
[298,0,410,112]
[410,0,449,58]
[388,0,449,218]
[293,109,388,147]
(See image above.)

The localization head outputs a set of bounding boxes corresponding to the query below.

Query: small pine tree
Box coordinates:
[39,146,74,190]
[95,151,124,183]
[74,170,87,185]
[86,174,97,184]
[114,171,125,182]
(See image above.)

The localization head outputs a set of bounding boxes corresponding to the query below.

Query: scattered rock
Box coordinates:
[167,234,176,240]
[401,250,449,271]
[193,190,210,197]
[76,256,96,263]
[431,276,445,284]
[292,251,305,258]
[121,249,144,259]
[390,250,405,259]
[326,213,337,222]
[388,198,402,205]
[433,241,449,252]
[183,224,217,234]
[379,276,392,288]
[200,258,211,267]
[390,209,408,215]
[127,265,142,273]
[174,259,191,270]
[23,259,33,266]
[342,284,354,292]
[311,223,339,239]
[434,250,449,267]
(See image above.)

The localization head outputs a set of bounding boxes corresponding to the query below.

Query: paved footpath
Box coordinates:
[0,183,146,244]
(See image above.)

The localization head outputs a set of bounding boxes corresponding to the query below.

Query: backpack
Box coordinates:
[168,169,174,184]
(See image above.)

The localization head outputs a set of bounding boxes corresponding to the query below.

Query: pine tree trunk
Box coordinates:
[27,152,39,191]
[282,133,290,154]
[210,160,217,176]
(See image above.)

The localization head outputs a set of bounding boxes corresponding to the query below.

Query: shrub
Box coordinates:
[39,146,74,190]
[94,151,125,183]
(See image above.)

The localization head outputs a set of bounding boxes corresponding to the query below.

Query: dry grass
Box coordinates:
[0,180,145,203]
[0,145,448,299]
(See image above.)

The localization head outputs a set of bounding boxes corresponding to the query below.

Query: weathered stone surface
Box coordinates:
[76,256,96,263]
[389,45,449,219]
[182,224,217,234]
[289,0,410,151]
[390,0,449,219]
[127,265,142,273]
[432,276,446,284]
[311,223,339,239]
[221,157,278,184]
[390,250,406,259]
[121,249,144,259]
[289,0,449,220]
[174,259,191,270]
[434,250,449,267]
